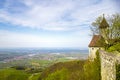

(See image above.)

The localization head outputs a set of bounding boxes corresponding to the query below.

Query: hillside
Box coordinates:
[0,57,100,80]
[0,68,30,80]
[39,57,100,80]
[39,60,85,80]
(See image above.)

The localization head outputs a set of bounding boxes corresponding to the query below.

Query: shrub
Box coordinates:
[116,64,120,80]
[39,56,101,80]
[107,43,120,52]
[44,68,69,80]
[84,51,101,80]
[11,66,26,70]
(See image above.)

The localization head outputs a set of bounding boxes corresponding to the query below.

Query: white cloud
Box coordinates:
[0,0,119,31]
[0,0,119,48]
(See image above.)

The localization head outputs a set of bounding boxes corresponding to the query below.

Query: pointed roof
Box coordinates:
[88,35,105,47]
[99,14,109,28]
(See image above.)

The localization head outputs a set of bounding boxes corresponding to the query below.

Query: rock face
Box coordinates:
[99,50,120,80]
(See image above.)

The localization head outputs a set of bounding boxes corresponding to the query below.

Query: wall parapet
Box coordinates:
[99,50,120,80]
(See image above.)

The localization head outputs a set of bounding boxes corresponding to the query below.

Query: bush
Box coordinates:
[108,43,120,52]
[11,66,26,70]
[39,60,85,80]
[44,68,69,80]
[39,55,101,80]
[84,51,101,80]
[116,64,120,80]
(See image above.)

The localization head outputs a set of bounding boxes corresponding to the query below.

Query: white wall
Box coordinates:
[89,47,100,59]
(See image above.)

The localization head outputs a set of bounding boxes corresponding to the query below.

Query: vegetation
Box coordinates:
[11,66,26,70]
[107,42,120,52]
[91,13,120,52]
[84,51,101,80]
[29,73,41,80]
[39,52,101,80]
[116,64,120,80]
[1,47,120,80]
[91,13,120,40]
[39,60,85,80]
[0,68,30,80]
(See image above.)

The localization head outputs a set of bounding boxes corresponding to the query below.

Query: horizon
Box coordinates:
[0,47,88,50]
[0,0,120,49]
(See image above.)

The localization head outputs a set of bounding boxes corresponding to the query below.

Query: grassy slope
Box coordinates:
[29,73,41,80]
[39,57,101,80]
[0,68,30,80]
[39,60,86,80]
[0,58,71,80]
[0,52,101,80]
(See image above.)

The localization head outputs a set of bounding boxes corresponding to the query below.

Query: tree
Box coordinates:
[91,16,103,35]
[109,14,120,40]
[91,13,120,47]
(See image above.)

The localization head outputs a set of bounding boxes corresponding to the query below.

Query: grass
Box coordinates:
[39,52,101,80]
[0,68,30,80]
[29,73,41,80]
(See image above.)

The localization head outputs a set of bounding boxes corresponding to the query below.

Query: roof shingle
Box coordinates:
[88,35,104,47]
[99,17,109,28]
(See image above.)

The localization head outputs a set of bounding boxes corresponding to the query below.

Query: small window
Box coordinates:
[92,48,94,50]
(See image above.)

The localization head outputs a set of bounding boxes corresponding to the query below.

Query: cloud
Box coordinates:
[0,0,119,48]
[0,0,119,31]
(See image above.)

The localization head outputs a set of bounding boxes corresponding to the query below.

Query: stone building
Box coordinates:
[88,15,109,59]
[88,35,104,59]
[99,14,109,44]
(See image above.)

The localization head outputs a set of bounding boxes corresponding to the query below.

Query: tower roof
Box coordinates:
[88,35,105,47]
[99,15,109,28]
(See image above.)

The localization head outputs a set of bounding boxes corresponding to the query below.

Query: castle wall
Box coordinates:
[99,50,120,80]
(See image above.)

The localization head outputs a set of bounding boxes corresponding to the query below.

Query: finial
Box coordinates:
[103,14,105,18]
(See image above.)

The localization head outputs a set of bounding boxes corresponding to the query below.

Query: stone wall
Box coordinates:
[99,50,120,80]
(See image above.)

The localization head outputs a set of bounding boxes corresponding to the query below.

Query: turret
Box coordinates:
[99,14,109,44]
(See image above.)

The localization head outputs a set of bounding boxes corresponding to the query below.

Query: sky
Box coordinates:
[0,0,120,49]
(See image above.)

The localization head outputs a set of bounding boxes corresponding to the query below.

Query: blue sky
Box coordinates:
[0,0,120,49]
